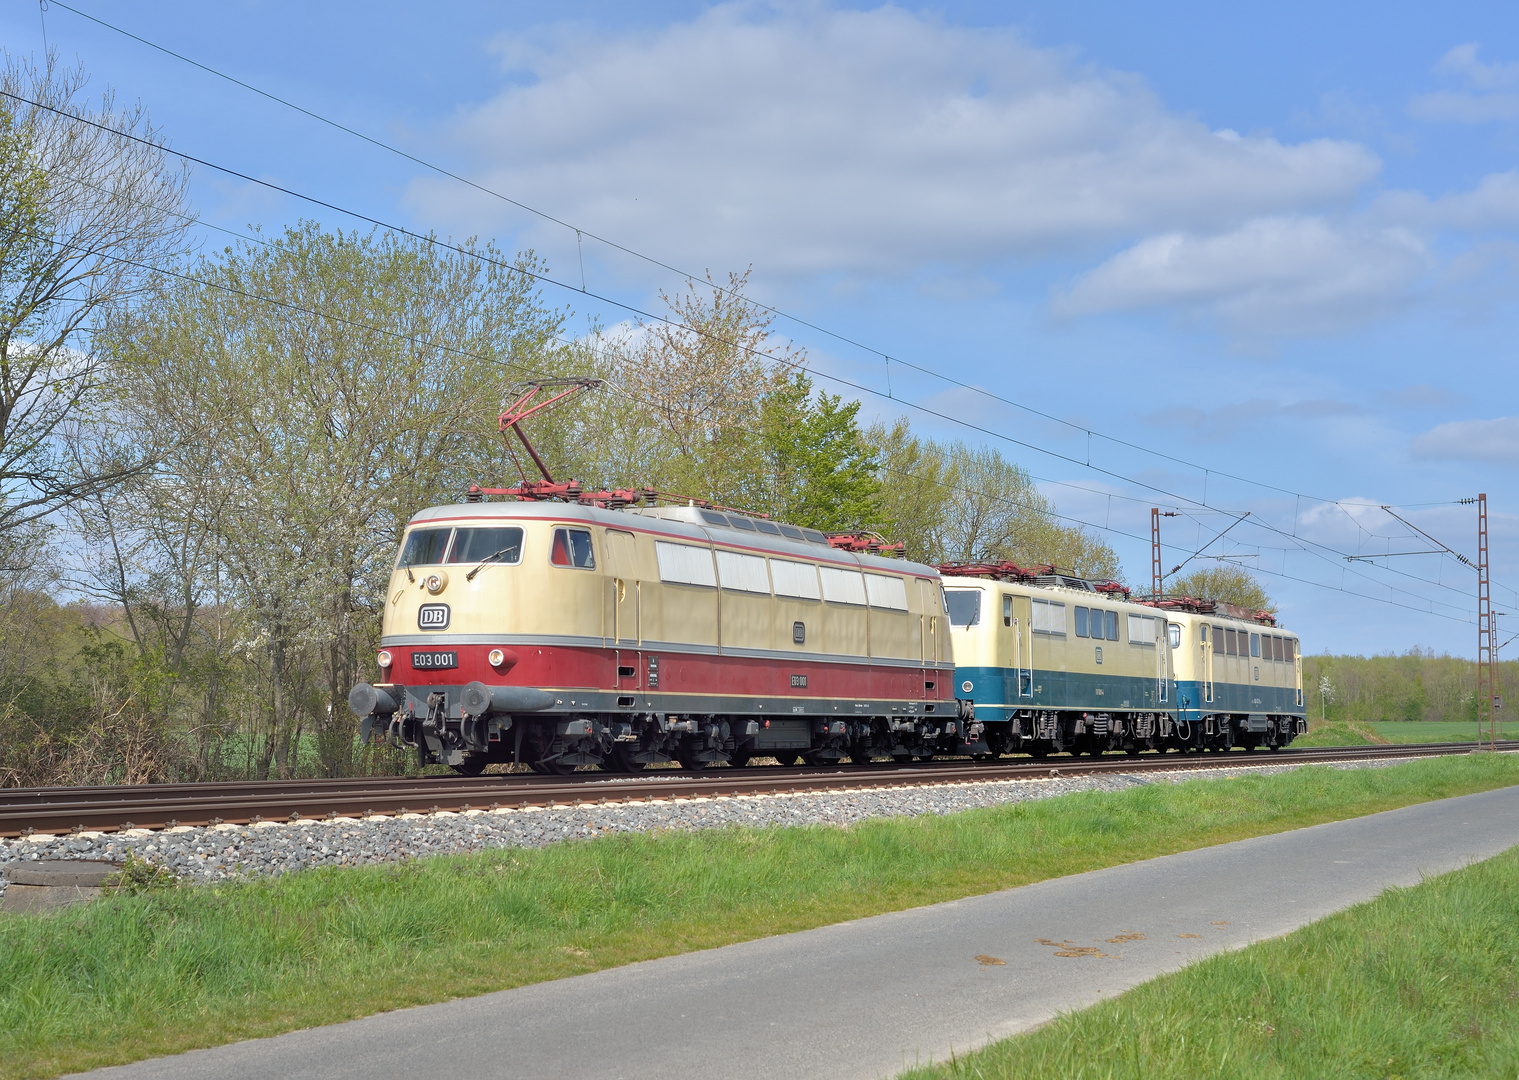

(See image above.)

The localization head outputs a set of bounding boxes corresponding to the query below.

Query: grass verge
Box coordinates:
[901,834,1519,1079]
[3,754,1518,1078]
[1297,719,1515,747]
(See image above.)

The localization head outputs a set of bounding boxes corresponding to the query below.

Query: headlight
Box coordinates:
[377,650,393,669]
[488,648,505,667]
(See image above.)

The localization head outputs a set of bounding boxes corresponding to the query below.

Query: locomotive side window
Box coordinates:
[820,566,868,606]
[550,528,596,569]
[945,589,981,626]
[864,573,909,610]
[399,527,452,567]
[1103,610,1119,641]
[1273,635,1284,661]
[771,559,821,600]
[1168,622,1182,648]
[1074,606,1089,637]
[716,550,770,593]
[445,527,523,566]
[1284,638,1296,662]
[752,520,783,536]
[1003,594,1013,627]
[1250,633,1261,657]
[654,541,715,586]
[1031,598,1066,634]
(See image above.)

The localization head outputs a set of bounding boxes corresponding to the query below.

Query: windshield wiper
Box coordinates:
[466,547,517,581]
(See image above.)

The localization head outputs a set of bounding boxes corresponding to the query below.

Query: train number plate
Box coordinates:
[411,650,458,670]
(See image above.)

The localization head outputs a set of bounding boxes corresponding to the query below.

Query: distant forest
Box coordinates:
[1303,650,1513,725]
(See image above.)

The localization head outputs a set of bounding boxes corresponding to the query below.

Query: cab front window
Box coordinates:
[945,589,982,627]
[398,527,451,567]
[446,527,524,566]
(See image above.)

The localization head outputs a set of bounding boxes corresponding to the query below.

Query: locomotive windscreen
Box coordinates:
[398,528,451,567]
[945,589,981,627]
[446,527,524,566]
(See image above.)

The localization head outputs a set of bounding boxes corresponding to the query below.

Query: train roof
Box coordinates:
[406,500,940,579]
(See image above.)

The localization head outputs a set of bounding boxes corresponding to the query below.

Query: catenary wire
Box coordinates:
[19,215,1476,625]
[38,0,1449,515]
[7,94,1494,621]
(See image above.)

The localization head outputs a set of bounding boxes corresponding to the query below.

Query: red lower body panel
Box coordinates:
[384,643,954,705]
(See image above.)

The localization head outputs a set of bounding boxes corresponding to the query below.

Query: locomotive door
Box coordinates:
[603,530,640,647]
[1201,624,1214,704]
[918,580,950,668]
[1006,593,1034,698]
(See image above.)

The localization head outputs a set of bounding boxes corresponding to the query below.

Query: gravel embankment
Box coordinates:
[0,756,1432,893]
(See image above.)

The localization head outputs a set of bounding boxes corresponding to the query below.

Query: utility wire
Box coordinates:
[40,0,1433,513]
[7,89,1495,622]
[22,214,1477,625]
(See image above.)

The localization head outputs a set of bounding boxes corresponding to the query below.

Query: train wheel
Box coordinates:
[531,759,575,775]
[848,749,874,765]
[451,754,489,777]
[729,751,752,768]
[770,752,800,766]
[1029,744,1050,759]
[676,752,709,771]
[1124,746,1140,757]
[607,745,645,772]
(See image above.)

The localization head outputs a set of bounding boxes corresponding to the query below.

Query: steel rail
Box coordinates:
[2,741,1512,837]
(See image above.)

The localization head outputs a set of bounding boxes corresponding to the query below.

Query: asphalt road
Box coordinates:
[79,784,1519,1080]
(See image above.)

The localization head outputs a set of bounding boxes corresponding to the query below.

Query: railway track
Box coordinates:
[3,741,1513,837]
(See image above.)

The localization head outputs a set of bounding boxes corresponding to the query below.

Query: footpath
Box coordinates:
[79,785,1519,1080]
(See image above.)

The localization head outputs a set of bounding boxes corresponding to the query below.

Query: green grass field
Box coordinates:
[2,754,1518,1079]
[1296,719,1512,747]
[902,837,1519,1080]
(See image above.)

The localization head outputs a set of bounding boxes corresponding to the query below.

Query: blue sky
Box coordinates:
[9,0,1519,659]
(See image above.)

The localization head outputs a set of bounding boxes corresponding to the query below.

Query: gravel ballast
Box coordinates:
[0,756,1444,894]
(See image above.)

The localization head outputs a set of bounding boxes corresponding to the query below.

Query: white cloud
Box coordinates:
[409,4,1379,280]
[1410,44,1519,124]
[1412,416,1519,464]
[1436,43,1519,90]
[1052,217,1427,333]
[1376,171,1519,231]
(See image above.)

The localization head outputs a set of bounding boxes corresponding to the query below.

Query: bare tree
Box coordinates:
[0,52,192,542]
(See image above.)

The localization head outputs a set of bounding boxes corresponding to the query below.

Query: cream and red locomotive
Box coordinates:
[348,498,968,773]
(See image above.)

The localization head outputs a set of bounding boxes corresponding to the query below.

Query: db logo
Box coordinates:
[417,603,451,630]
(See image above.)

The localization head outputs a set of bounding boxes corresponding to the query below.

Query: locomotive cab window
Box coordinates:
[398,527,452,567]
[445,527,523,566]
[550,528,595,569]
[945,589,982,627]
[1003,594,1013,627]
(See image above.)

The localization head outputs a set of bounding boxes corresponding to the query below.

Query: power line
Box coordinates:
[21,214,1481,626]
[6,91,1495,625]
[41,0,1435,514]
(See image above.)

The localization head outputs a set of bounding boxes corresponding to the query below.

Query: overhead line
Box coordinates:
[44,0,1407,510]
[10,94,1494,622]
